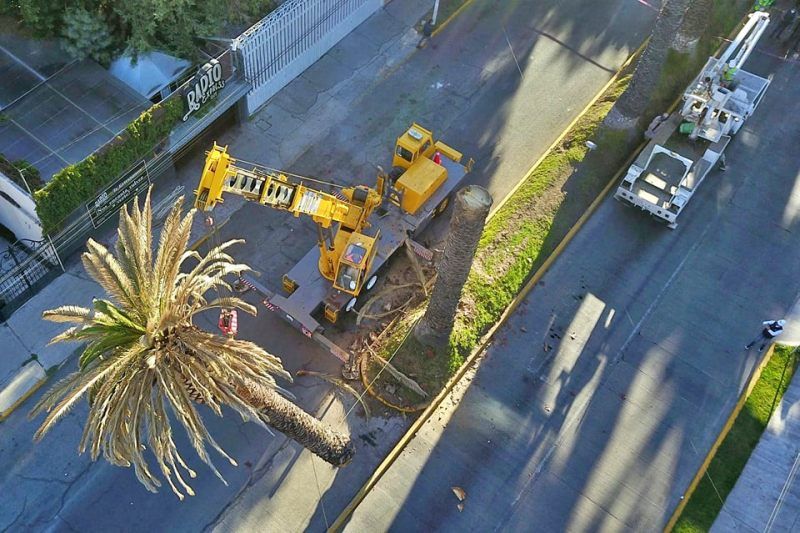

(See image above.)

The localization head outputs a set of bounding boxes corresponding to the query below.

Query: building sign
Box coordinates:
[182,60,226,121]
[87,161,150,228]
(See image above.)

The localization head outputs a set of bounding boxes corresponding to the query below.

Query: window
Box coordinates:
[336,264,360,292]
[0,190,21,209]
[421,140,431,154]
[343,243,367,265]
[395,145,414,162]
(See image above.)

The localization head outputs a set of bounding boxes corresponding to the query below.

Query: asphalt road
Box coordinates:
[342,29,800,532]
[0,1,657,531]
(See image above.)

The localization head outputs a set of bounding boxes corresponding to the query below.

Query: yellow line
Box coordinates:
[431,0,477,37]
[663,345,777,532]
[489,39,644,218]
[328,40,648,533]
[0,370,47,422]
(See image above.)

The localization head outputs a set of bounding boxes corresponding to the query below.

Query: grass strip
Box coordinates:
[447,0,752,370]
[371,0,752,400]
[673,345,800,532]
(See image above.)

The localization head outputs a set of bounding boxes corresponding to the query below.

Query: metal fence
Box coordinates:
[235,0,384,115]
[0,49,243,318]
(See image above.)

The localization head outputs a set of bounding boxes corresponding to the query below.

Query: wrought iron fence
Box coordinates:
[234,0,383,114]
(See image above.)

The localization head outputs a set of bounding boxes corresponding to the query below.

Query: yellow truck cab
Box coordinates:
[389,123,463,215]
[392,123,436,170]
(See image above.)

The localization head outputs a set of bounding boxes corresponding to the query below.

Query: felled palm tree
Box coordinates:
[30,191,354,499]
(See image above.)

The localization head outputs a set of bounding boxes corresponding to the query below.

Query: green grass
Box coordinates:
[378,0,752,401]
[446,0,753,370]
[673,345,799,532]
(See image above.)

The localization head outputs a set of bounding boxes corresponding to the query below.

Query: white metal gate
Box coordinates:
[234,0,384,115]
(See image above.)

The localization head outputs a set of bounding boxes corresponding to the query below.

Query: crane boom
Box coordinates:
[194,143,381,233]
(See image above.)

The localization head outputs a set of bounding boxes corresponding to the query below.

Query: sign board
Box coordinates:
[182,60,226,121]
[87,161,150,228]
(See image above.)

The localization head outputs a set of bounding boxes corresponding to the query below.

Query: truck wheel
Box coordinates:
[434,194,451,217]
[366,275,378,291]
[346,297,358,312]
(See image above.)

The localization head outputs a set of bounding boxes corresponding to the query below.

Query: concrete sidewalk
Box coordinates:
[713,296,800,533]
[713,365,800,532]
[0,0,432,417]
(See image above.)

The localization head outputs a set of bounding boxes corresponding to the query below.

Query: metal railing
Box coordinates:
[0,49,242,318]
[234,0,383,114]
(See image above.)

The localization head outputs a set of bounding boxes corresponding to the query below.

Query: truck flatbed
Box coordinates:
[263,155,468,362]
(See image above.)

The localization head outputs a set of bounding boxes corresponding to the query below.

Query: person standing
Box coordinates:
[745,319,786,351]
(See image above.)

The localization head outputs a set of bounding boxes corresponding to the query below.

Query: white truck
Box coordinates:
[614,12,770,228]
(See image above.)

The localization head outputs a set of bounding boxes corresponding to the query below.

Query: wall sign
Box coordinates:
[87,161,150,228]
[182,60,226,121]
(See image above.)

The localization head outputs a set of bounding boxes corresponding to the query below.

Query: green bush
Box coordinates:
[61,6,115,65]
[34,97,183,233]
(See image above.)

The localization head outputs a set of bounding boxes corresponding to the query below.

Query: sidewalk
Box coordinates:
[712,298,800,533]
[0,0,432,418]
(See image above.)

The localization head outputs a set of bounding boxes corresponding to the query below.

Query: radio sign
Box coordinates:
[182,59,225,121]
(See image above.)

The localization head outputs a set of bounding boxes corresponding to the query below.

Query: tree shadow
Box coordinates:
[334,25,800,532]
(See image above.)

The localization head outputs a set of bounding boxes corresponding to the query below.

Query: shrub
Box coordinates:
[34,97,184,233]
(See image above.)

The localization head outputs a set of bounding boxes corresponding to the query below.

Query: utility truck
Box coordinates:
[614,12,770,228]
[194,124,471,364]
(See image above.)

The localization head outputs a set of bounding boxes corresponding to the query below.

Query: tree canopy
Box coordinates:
[5,0,276,62]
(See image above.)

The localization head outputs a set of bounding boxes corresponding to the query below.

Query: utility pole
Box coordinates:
[432,0,440,25]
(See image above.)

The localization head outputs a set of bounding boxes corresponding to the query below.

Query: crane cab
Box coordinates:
[332,233,378,296]
[392,123,436,170]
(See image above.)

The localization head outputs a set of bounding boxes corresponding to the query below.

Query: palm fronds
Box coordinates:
[31,188,293,499]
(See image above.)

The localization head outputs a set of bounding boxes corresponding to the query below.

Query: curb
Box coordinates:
[329,41,648,532]
[0,218,231,423]
[663,344,777,532]
[0,360,46,422]
[431,0,477,38]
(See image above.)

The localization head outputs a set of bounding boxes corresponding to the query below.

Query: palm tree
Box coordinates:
[414,186,492,348]
[30,191,354,499]
[605,0,693,129]
[672,0,712,53]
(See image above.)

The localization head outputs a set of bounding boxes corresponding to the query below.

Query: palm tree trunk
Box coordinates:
[606,0,693,130]
[672,0,712,53]
[238,380,356,467]
[414,186,492,348]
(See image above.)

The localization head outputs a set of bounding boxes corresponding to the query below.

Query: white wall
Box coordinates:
[0,171,43,242]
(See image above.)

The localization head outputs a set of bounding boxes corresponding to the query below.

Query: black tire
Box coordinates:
[433,194,451,217]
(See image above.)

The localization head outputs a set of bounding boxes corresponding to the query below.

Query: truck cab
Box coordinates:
[392,124,436,170]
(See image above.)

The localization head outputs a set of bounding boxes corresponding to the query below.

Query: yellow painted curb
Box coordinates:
[431,0,477,37]
[329,40,649,533]
[663,345,777,532]
[0,368,47,422]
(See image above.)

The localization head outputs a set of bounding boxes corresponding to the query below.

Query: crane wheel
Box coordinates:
[366,275,378,291]
[345,297,358,312]
[434,194,451,217]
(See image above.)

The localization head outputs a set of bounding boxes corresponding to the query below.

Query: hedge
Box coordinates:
[34,96,184,233]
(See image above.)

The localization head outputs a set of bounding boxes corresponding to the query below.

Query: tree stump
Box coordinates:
[414,185,492,348]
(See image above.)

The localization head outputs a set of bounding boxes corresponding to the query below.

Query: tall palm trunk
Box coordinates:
[239,380,355,467]
[606,0,693,130]
[414,186,492,348]
[672,0,712,53]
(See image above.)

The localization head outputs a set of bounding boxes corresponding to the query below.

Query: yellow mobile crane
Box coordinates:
[194,123,471,363]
